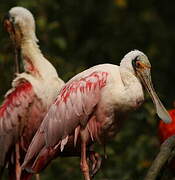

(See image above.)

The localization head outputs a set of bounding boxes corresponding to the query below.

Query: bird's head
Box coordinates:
[121,50,171,124]
[3,7,38,48]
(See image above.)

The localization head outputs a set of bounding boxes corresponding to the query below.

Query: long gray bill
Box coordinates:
[138,69,171,124]
[14,47,20,74]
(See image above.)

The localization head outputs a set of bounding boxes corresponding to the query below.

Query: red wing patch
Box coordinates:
[22,71,109,166]
[58,71,108,103]
[45,71,108,147]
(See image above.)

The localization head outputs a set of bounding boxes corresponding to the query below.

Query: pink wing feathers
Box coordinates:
[0,81,36,166]
[0,81,35,134]
[22,71,108,168]
[45,71,108,147]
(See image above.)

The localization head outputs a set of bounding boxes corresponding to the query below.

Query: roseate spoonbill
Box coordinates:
[22,50,171,180]
[159,109,175,171]
[1,7,64,180]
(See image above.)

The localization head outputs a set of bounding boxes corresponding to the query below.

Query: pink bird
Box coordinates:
[23,50,171,180]
[1,7,64,180]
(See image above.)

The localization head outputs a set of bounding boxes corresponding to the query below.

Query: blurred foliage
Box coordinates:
[0,0,175,179]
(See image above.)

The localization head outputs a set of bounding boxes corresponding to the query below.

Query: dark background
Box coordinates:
[0,0,175,179]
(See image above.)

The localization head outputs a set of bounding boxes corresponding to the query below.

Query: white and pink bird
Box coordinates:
[1,7,64,180]
[22,50,171,180]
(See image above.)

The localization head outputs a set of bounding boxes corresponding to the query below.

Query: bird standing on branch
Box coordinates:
[23,50,171,180]
[1,7,64,180]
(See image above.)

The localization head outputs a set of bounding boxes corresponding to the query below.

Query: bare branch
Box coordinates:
[144,135,175,180]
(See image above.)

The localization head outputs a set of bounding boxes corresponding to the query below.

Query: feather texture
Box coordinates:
[0,81,34,134]
[0,81,35,166]
[45,71,108,147]
[23,71,108,167]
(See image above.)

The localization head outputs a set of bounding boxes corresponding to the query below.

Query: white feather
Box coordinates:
[8,7,65,108]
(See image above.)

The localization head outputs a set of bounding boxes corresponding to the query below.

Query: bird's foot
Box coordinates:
[89,152,102,178]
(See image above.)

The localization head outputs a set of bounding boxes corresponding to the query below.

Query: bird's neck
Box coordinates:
[119,67,137,86]
[119,67,144,110]
[20,39,58,78]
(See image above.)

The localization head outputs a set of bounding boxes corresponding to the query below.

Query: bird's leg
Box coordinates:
[89,151,102,178]
[15,142,21,180]
[80,129,91,180]
[35,174,40,180]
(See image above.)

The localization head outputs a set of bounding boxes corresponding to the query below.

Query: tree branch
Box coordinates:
[144,135,175,180]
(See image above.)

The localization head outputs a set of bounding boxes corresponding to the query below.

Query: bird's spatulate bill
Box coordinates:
[3,17,20,73]
[139,69,172,124]
[14,46,20,73]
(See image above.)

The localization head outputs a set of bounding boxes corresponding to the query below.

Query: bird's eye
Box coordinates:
[135,60,141,68]
[10,16,15,23]
[132,56,141,69]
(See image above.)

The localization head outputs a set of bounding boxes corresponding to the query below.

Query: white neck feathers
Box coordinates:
[21,39,58,79]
